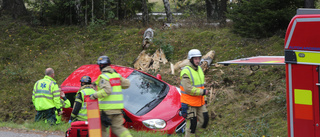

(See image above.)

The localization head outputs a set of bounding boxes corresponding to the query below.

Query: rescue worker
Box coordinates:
[45,89,71,124]
[32,68,61,125]
[180,49,209,137]
[70,76,96,122]
[90,56,132,137]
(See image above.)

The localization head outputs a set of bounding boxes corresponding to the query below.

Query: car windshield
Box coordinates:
[123,70,168,116]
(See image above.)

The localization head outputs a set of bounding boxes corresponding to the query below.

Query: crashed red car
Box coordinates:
[60,64,186,134]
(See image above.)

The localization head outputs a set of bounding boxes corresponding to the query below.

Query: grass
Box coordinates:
[0,13,288,136]
[0,121,183,137]
[149,0,177,12]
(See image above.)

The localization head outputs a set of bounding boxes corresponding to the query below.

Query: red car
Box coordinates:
[60,64,186,134]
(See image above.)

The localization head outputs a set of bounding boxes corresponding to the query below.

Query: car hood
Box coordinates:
[138,85,181,121]
[61,64,134,88]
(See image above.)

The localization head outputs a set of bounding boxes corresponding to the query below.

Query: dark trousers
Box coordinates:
[35,108,56,124]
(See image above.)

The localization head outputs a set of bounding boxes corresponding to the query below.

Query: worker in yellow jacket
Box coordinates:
[180,49,209,137]
[70,76,96,122]
[45,90,71,124]
[90,56,132,137]
[56,90,71,124]
[32,68,61,125]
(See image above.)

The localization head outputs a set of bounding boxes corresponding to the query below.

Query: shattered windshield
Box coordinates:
[123,71,168,115]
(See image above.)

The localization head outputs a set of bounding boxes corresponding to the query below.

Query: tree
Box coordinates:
[142,0,149,26]
[220,0,227,25]
[163,0,173,23]
[227,0,304,38]
[205,0,227,23]
[1,0,28,18]
[305,0,315,8]
[206,0,218,22]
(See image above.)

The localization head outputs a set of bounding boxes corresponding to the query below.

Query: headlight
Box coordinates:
[142,119,166,129]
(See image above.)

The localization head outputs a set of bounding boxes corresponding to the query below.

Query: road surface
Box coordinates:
[0,127,64,137]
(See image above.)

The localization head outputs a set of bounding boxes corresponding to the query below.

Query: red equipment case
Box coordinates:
[66,121,89,137]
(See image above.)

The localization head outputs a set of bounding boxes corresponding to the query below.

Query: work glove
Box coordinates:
[202,89,208,96]
[90,94,96,100]
[57,108,61,115]
[58,111,64,116]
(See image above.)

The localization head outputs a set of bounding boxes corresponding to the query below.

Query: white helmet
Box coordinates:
[188,49,202,59]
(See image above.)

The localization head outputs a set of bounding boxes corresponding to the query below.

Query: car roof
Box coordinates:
[61,64,134,88]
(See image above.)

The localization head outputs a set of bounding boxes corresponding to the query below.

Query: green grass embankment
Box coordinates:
[0,15,287,136]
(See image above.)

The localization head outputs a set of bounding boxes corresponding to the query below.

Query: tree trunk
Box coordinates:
[103,0,105,20]
[85,0,88,25]
[219,0,227,25]
[75,0,83,25]
[91,0,94,24]
[304,0,315,8]
[69,0,72,24]
[1,0,28,19]
[205,0,218,22]
[142,0,148,26]
[163,0,173,23]
[118,0,125,20]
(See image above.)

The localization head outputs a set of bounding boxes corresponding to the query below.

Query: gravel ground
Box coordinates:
[0,127,64,137]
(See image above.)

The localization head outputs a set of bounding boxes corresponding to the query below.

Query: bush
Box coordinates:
[227,0,304,38]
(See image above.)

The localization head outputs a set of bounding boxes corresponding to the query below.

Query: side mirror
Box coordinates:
[156,74,162,80]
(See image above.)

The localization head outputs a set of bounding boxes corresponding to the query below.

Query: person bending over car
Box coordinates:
[90,56,132,137]
[180,49,209,137]
[70,76,96,122]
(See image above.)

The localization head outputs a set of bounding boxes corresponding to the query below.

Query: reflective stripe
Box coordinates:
[294,50,320,65]
[35,90,51,94]
[294,89,312,105]
[288,64,294,137]
[78,113,87,116]
[35,82,39,92]
[101,73,121,80]
[82,90,87,96]
[75,98,82,103]
[110,92,122,95]
[82,102,87,109]
[99,101,124,104]
[62,101,66,108]
[52,90,60,94]
[285,20,297,49]
[49,81,53,93]
[185,67,194,85]
[194,84,204,87]
[34,96,53,99]
[102,74,110,79]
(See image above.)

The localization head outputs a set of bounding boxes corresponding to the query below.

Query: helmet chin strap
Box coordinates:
[190,59,198,70]
[99,64,108,71]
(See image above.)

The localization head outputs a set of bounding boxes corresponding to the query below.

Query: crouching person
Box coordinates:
[45,89,71,124]
[55,90,71,124]
[90,56,132,137]
[70,76,97,122]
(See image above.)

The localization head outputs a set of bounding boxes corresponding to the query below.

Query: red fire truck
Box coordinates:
[219,8,320,137]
